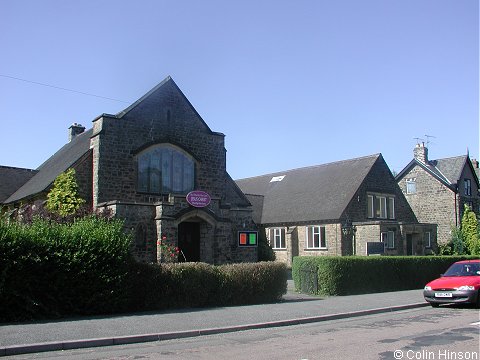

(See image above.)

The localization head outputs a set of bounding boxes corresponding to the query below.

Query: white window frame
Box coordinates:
[368,193,395,220]
[377,196,387,218]
[388,197,395,219]
[381,231,395,249]
[306,226,327,249]
[270,228,286,249]
[425,232,431,248]
[367,195,374,218]
[406,179,416,194]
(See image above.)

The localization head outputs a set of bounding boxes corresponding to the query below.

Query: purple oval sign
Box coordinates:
[186,191,211,208]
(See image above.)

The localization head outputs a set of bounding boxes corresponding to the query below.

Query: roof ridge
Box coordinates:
[431,154,467,162]
[0,165,37,172]
[236,153,381,181]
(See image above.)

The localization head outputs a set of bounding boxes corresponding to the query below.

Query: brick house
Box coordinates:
[396,142,480,245]
[1,77,257,264]
[236,154,437,266]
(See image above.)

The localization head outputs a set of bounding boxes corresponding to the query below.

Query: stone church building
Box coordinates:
[1,77,257,264]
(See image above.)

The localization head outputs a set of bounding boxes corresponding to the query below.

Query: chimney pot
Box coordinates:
[68,123,85,142]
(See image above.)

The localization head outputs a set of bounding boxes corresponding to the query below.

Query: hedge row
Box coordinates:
[292,256,479,296]
[0,218,287,322]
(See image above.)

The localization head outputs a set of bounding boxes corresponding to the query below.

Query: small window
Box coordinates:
[425,232,431,248]
[381,231,395,249]
[464,179,471,196]
[388,197,395,219]
[376,196,387,218]
[406,179,416,194]
[270,228,286,249]
[306,226,327,249]
[367,195,374,218]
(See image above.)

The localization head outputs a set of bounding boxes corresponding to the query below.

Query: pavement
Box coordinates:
[0,281,429,357]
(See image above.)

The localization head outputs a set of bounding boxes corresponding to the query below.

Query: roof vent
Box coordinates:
[270,175,285,183]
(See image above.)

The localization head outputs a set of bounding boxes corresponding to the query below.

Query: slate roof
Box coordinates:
[396,155,479,190]
[4,129,93,204]
[0,166,38,203]
[235,154,381,225]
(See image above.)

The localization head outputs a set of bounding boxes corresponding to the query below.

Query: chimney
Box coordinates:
[68,123,85,142]
[414,142,428,164]
[472,159,479,169]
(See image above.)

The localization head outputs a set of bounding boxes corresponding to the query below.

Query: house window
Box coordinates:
[464,179,471,196]
[368,195,374,218]
[270,228,286,249]
[406,179,416,194]
[368,194,395,219]
[425,232,431,248]
[388,197,395,219]
[381,231,395,249]
[306,226,327,249]
[137,144,194,194]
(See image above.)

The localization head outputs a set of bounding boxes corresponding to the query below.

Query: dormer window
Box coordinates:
[137,144,194,194]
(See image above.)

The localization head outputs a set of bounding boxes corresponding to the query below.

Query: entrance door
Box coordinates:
[406,234,413,256]
[178,222,200,262]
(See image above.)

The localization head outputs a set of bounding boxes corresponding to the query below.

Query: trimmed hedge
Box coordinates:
[292,256,480,296]
[0,217,133,321]
[129,261,288,312]
[0,218,287,322]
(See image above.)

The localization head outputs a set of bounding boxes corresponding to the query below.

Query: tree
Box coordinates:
[461,204,480,255]
[46,168,85,217]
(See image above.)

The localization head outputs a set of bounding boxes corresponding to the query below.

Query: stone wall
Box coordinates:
[398,164,457,245]
[90,79,256,264]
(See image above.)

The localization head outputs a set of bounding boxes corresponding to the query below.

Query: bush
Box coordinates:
[292,256,479,296]
[0,215,288,322]
[128,261,288,311]
[0,217,133,321]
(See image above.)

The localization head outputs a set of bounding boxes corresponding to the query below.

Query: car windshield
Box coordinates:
[443,263,480,277]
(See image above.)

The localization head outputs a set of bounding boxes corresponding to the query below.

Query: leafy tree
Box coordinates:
[46,168,85,217]
[461,204,480,255]
[257,227,276,261]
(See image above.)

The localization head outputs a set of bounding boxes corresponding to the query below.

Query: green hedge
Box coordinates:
[0,217,133,321]
[128,261,288,311]
[0,218,287,322]
[292,256,479,296]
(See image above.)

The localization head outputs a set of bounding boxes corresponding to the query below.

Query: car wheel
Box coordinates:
[430,303,440,308]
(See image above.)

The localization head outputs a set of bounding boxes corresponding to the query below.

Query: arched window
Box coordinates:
[137,144,194,194]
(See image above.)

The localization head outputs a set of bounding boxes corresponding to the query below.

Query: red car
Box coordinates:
[424,259,480,308]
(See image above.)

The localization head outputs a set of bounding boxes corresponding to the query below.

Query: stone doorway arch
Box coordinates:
[175,209,217,263]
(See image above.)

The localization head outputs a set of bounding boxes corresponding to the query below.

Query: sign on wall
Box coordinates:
[367,242,385,256]
[238,231,258,247]
[186,190,211,208]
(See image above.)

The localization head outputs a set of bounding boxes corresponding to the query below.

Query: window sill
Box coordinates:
[304,248,328,251]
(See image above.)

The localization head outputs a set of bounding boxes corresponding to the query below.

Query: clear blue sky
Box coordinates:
[1,0,478,179]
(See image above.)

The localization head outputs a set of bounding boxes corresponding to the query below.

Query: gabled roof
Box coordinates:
[0,166,38,203]
[236,154,381,225]
[396,154,478,190]
[114,76,222,136]
[4,129,93,204]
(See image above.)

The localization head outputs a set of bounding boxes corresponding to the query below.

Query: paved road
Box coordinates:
[0,284,429,356]
[10,304,478,360]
